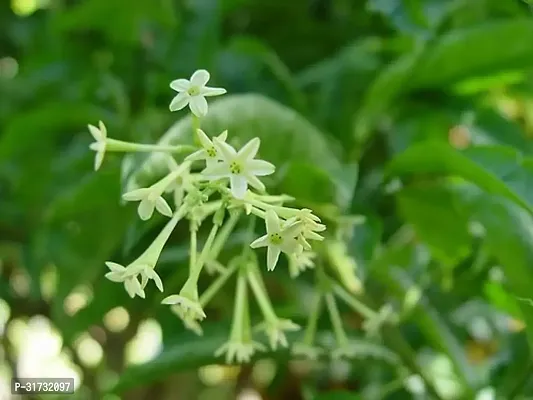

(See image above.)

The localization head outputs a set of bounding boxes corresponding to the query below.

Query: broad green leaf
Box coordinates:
[411,19,533,88]
[396,185,471,267]
[387,142,533,215]
[123,94,357,210]
[370,261,479,394]
[462,191,533,351]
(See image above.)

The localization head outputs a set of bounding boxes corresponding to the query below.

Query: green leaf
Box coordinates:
[462,191,533,351]
[370,260,479,394]
[396,185,471,266]
[387,142,533,215]
[411,19,533,88]
[314,391,360,400]
[123,94,357,210]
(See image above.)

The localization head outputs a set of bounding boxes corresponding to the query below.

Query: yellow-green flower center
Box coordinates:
[188,86,201,96]
[229,161,243,174]
[206,146,217,158]
[269,232,283,245]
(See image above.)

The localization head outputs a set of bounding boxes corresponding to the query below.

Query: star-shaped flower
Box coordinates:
[169,69,226,117]
[105,262,163,299]
[122,187,173,221]
[202,137,275,199]
[185,129,228,168]
[88,120,107,171]
[214,339,266,364]
[254,318,300,350]
[250,210,303,271]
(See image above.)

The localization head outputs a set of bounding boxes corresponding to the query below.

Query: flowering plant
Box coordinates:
[88,69,397,365]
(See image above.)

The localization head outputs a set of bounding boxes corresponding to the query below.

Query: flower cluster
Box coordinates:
[88,69,395,364]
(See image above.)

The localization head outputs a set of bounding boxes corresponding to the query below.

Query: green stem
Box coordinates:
[189,223,219,284]
[209,212,241,260]
[199,261,239,306]
[137,205,187,264]
[189,228,197,274]
[106,138,195,153]
[229,268,247,340]
[303,292,322,345]
[325,293,348,347]
[152,161,191,194]
[333,284,378,319]
[247,263,277,322]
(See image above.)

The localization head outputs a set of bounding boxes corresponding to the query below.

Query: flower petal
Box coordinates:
[247,159,275,176]
[170,79,190,91]
[124,280,137,298]
[169,92,190,112]
[230,175,248,199]
[190,69,210,86]
[267,246,281,271]
[138,199,155,221]
[250,234,269,248]
[246,174,265,192]
[280,238,302,254]
[200,86,226,97]
[161,295,181,305]
[122,188,150,201]
[98,121,107,139]
[196,129,213,149]
[155,196,173,217]
[282,221,303,238]
[105,262,126,272]
[88,124,103,141]
[94,150,105,171]
[237,138,260,160]
[265,209,280,233]
[185,149,207,162]
[213,137,237,160]
[217,130,228,142]
[189,95,208,117]
[150,270,164,292]
[105,272,124,282]
[202,163,229,179]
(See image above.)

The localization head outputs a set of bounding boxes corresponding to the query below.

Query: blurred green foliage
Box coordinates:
[3,0,533,399]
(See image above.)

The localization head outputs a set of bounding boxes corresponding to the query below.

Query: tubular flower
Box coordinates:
[185,129,228,167]
[88,121,107,171]
[105,262,163,299]
[169,69,226,117]
[250,210,303,271]
[201,137,275,199]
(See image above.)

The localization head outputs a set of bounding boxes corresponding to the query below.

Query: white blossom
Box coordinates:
[215,339,266,364]
[169,69,226,117]
[250,210,303,271]
[88,121,107,171]
[122,187,173,221]
[254,318,300,350]
[162,294,206,322]
[202,137,275,199]
[105,262,163,299]
[185,129,228,167]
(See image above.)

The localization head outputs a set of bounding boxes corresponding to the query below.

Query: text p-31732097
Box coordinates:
[11,378,75,395]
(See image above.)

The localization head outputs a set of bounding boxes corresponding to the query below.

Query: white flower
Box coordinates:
[162,294,206,322]
[288,251,316,278]
[254,318,300,350]
[122,187,173,221]
[250,210,303,271]
[88,120,107,171]
[215,339,266,364]
[202,137,275,199]
[169,69,226,117]
[170,305,204,336]
[105,262,163,299]
[185,129,228,168]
